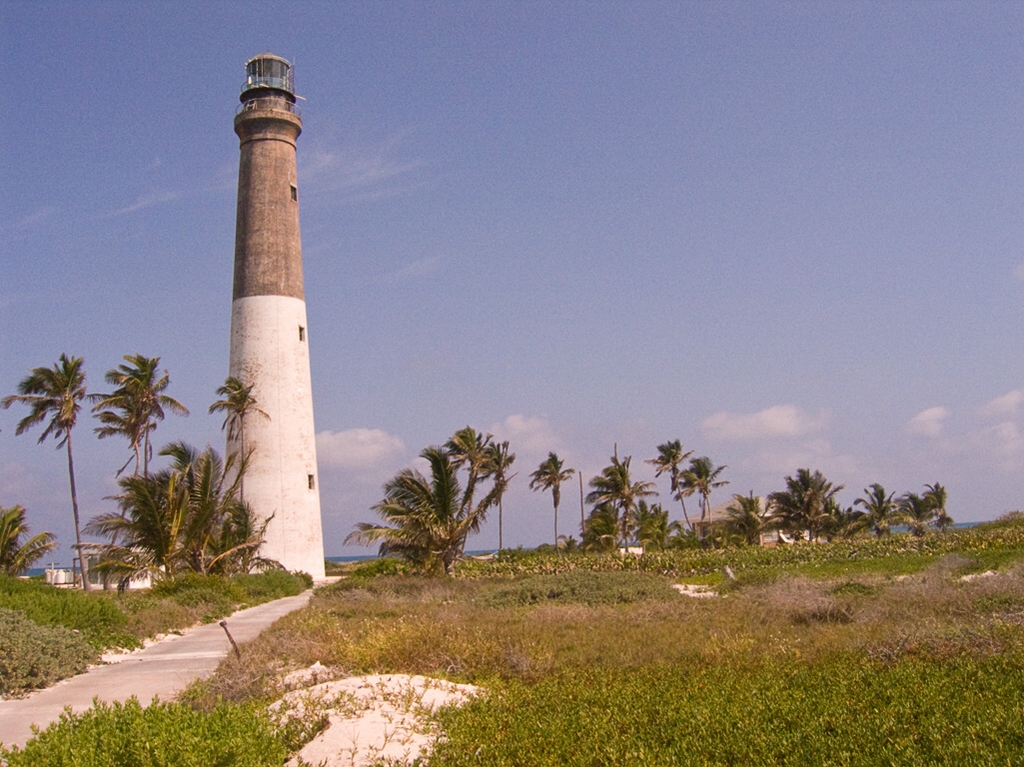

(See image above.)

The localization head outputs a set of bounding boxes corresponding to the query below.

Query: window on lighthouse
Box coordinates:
[298,326,305,342]
[308,474,315,490]
[290,184,298,202]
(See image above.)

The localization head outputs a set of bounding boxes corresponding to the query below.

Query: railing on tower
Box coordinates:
[236,97,301,117]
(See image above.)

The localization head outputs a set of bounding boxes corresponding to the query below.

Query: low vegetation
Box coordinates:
[0,698,288,766]
[0,609,97,696]
[7,521,1024,764]
[171,518,1024,765]
[0,570,310,699]
[434,656,1024,766]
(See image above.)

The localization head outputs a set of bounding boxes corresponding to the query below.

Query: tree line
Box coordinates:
[349,430,954,575]
[1,353,272,585]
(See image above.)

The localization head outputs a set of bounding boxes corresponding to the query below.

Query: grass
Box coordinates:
[0,609,97,696]
[13,526,1024,764]
[171,525,1024,765]
[0,698,288,766]
[0,570,311,698]
[433,656,1024,766]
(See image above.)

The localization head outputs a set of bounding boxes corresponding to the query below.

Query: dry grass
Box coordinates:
[182,553,1024,712]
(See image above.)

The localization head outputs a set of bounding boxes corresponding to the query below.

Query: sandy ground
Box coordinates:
[273,671,478,767]
[672,583,717,598]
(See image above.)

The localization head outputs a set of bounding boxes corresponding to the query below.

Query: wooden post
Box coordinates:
[220,620,242,659]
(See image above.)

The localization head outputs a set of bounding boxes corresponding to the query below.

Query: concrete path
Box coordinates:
[0,590,314,749]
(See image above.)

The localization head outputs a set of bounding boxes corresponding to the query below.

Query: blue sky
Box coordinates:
[2,2,1023,562]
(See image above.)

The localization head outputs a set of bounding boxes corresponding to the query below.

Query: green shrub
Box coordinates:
[0,609,97,696]
[831,580,878,597]
[433,656,1024,766]
[349,556,409,579]
[481,571,679,608]
[455,524,1024,581]
[0,698,288,766]
[716,568,779,593]
[149,574,241,622]
[0,575,136,650]
[231,569,310,602]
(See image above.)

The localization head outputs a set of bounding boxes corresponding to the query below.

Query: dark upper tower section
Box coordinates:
[233,53,305,301]
[240,53,296,102]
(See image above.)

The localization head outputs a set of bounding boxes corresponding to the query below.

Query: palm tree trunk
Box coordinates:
[700,494,710,548]
[239,421,245,502]
[579,473,585,534]
[498,497,503,551]
[678,496,694,533]
[554,499,559,555]
[66,434,90,590]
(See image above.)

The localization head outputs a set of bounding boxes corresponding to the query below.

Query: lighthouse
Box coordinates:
[228,53,325,578]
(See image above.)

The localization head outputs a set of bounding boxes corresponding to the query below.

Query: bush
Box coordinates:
[0,575,136,650]
[455,523,1024,580]
[230,569,310,603]
[0,608,97,696]
[349,556,409,579]
[145,571,308,624]
[433,656,1024,766]
[149,574,241,622]
[0,698,288,766]
[481,571,679,608]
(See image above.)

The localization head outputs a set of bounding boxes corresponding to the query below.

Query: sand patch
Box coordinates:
[673,583,717,598]
[273,673,478,767]
[960,570,999,582]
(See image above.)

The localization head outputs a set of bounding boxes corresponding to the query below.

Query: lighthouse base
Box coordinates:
[228,294,325,579]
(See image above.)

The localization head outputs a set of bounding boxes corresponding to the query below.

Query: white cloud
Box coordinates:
[108,190,181,216]
[978,390,1024,420]
[490,414,560,456]
[700,405,829,442]
[316,428,406,470]
[961,421,1024,475]
[410,455,431,477]
[300,136,422,196]
[733,440,861,480]
[906,406,950,438]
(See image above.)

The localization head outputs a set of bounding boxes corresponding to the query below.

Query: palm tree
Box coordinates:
[86,466,190,579]
[485,440,516,551]
[0,505,57,576]
[85,441,270,580]
[635,501,670,550]
[768,468,843,543]
[680,456,729,543]
[581,503,619,552]
[586,453,657,548]
[822,498,862,541]
[924,482,953,532]
[855,483,897,538]
[529,452,575,552]
[92,355,189,477]
[346,445,499,575]
[2,354,91,589]
[445,426,494,516]
[723,492,769,546]
[900,491,935,537]
[646,439,695,532]
[208,376,269,499]
[209,376,269,457]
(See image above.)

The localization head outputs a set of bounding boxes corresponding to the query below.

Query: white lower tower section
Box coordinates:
[229,294,325,578]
